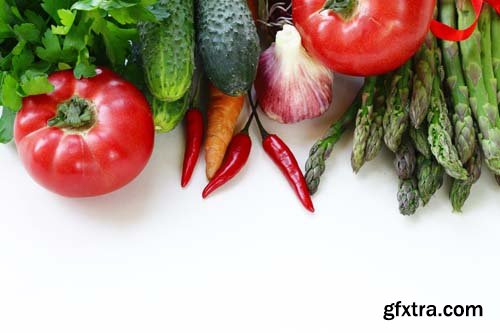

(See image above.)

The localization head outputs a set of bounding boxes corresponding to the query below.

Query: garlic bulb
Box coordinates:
[255,24,334,124]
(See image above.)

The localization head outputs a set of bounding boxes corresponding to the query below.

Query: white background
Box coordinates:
[1,75,499,332]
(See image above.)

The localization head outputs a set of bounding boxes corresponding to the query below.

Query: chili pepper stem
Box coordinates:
[189,69,203,110]
[241,111,255,134]
[247,90,269,139]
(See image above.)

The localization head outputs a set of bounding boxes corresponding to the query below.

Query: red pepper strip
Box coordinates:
[262,134,315,213]
[431,0,500,41]
[181,109,204,187]
[202,114,254,198]
[248,92,315,213]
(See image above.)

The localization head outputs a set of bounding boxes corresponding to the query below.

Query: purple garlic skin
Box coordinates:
[255,24,334,124]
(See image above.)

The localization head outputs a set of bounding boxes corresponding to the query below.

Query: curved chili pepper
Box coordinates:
[181,108,204,187]
[202,113,254,198]
[248,92,315,213]
[263,134,315,212]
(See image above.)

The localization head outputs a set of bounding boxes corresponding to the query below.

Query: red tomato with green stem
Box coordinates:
[293,0,436,76]
[14,68,155,197]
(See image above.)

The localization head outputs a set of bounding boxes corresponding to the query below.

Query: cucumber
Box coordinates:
[152,93,190,133]
[139,0,194,102]
[197,0,260,96]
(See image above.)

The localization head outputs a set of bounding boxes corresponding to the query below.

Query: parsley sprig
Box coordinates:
[0,0,159,143]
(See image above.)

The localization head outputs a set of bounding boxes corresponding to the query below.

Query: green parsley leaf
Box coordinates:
[35,30,61,63]
[0,106,15,143]
[96,20,136,69]
[11,40,27,56]
[13,23,40,43]
[41,0,74,23]
[1,74,22,111]
[0,0,14,24]
[10,6,24,22]
[12,49,35,78]
[73,62,96,79]
[72,0,141,11]
[19,70,54,96]
[109,5,156,25]
[58,63,72,70]
[0,22,13,39]
[24,10,47,32]
[52,9,76,35]
[62,17,92,52]
[0,54,12,70]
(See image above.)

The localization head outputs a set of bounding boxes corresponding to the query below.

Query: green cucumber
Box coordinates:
[139,0,194,102]
[196,0,260,96]
[152,93,190,133]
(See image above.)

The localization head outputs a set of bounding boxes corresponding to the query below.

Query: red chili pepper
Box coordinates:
[181,109,204,187]
[202,113,254,198]
[262,134,315,212]
[248,93,315,213]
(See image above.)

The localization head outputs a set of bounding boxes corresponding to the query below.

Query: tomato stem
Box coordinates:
[48,96,96,130]
[322,0,357,20]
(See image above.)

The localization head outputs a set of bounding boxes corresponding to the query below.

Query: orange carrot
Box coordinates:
[205,84,244,179]
[247,0,259,22]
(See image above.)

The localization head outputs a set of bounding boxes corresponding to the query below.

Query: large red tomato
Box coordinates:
[293,0,436,76]
[14,68,155,197]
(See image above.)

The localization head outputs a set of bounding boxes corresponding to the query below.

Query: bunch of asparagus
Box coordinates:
[304,0,500,215]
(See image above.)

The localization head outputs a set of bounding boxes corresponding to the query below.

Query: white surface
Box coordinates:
[1,75,500,332]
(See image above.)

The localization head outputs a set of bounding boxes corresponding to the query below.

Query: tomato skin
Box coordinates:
[14,68,155,197]
[293,0,436,76]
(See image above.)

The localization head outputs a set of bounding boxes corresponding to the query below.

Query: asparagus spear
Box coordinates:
[384,60,413,152]
[493,13,500,185]
[365,77,387,161]
[398,179,420,216]
[305,94,361,194]
[416,154,445,205]
[450,144,482,212]
[493,11,500,103]
[351,77,377,172]
[394,139,416,179]
[439,0,477,164]
[394,140,420,216]
[478,4,498,107]
[410,33,436,128]
[409,123,432,158]
[458,0,500,175]
[428,74,469,180]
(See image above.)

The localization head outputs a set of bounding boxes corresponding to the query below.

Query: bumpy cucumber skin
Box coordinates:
[197,0,260,96]
[153,93,190,133]
[140,0,194,102]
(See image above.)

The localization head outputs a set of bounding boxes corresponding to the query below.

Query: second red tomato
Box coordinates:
[293,0,436,76]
